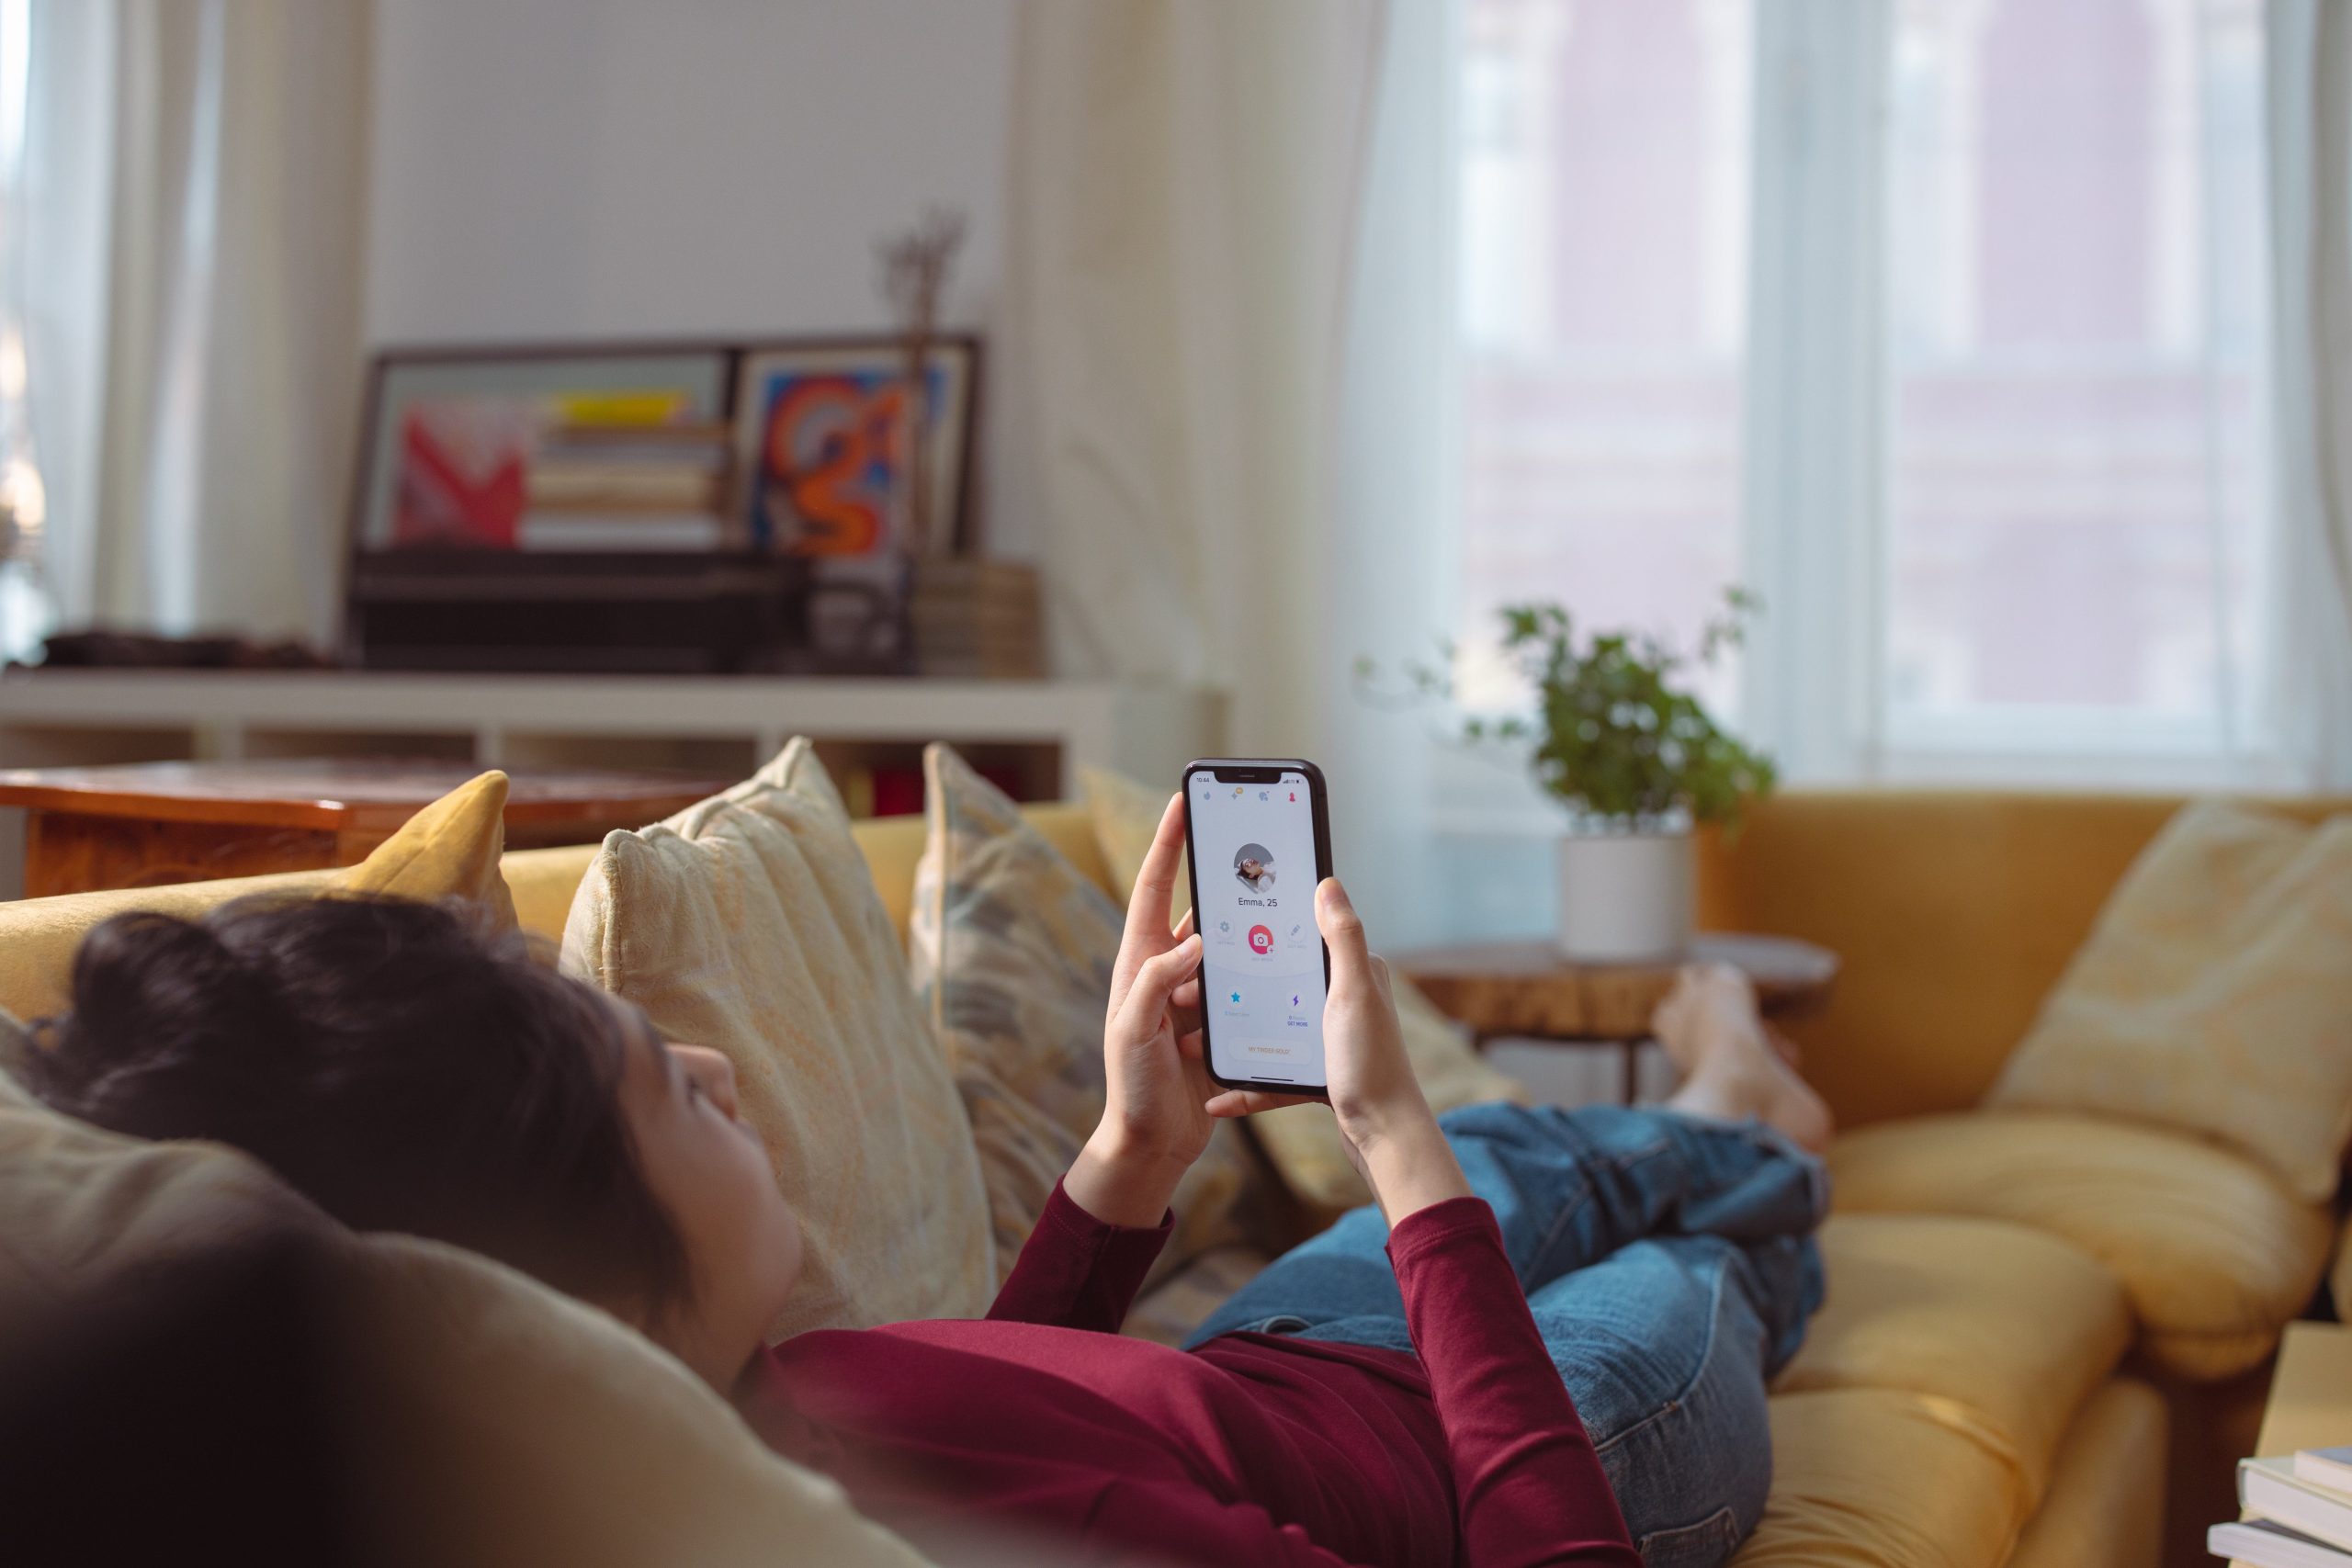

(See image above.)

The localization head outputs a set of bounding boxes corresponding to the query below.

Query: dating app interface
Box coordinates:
[1191,771,1326,1085]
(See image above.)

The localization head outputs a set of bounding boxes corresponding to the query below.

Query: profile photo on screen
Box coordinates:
[1233,843,1275,894]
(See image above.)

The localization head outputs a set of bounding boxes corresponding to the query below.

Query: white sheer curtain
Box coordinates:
[1736,0,1892,784]
[1001,0,1489,942]
[25,0,367,648]
[1001,0,1385,758]
[2267,0,2352,788]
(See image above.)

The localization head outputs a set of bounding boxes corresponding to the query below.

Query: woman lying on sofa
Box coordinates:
[26,795,1831,1568]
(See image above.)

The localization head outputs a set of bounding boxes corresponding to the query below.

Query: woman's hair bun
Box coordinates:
[29,907,296,1140]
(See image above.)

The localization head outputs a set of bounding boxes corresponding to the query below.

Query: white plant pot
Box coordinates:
[1556,827,1694,963]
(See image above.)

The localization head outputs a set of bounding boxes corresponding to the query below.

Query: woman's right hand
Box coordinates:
[1205,878,1472,1225]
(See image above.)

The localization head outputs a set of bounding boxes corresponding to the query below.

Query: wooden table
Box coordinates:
[2250,1322,2352,1461]
[2220,1322,2352,1568]
[1396,933,1840,1103]
[0,760,732,898]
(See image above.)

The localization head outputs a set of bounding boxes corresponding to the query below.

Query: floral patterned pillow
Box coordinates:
[911,746,1255,1287]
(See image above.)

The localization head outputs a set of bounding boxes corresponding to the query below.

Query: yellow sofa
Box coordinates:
[0,791,2338,1568]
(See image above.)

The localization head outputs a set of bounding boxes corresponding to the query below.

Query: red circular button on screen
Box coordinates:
[1248,925,1273,955]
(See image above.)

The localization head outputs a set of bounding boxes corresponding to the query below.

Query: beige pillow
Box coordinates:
[1079,765,1530,1215]
[913,746,1254,1286]
[561,741,993,1336]
[1988,800,2352,1201]
[0,1027,932,1568]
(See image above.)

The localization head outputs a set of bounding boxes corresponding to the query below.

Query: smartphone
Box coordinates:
[1181,758,1334,1094]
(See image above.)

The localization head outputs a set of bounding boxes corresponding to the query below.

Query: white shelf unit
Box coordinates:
[0,671,1226,897]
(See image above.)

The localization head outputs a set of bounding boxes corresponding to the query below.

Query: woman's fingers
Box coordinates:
[1171,908,1196,942]
[1204,1088,1321,1118]
[1112,932,1202,1047]
[1315,878,1373,983]
[1169,975,1203,1040]
[1112,794,1191,1001]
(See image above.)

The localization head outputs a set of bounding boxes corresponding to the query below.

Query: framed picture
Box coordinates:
[731,335,978,558]
[348,344,736,556]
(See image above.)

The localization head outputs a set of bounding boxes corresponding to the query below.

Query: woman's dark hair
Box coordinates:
[23,895,692,1324]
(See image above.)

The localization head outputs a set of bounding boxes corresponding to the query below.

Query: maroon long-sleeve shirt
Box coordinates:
[737,1179,1641,1567]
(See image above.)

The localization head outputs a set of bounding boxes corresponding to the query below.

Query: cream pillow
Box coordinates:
[913,746,1254,1286]
[1079,764,1530,1215]
[1988,800,2352,1201]
[561,741,993,1335]
[0,1031,932,1568]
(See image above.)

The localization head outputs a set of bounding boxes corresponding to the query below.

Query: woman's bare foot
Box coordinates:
[1651,964,1833,1155]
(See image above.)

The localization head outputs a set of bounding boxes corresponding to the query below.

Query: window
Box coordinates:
[1454,0,2277,779]
[1457,0,1750,718]
[1883,0,2269,757]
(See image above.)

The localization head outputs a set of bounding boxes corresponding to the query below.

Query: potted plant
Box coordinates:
[1366,591,1776,961]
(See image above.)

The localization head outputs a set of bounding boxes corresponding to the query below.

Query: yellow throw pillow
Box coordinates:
[0,1033,930,1568]
[1986,799,2352,1201]
[334,769,519,932]
[913,746,1254,1287]
[561,741,993,1337]
[1080,765,1190,927]
[1080,763,1530,1215]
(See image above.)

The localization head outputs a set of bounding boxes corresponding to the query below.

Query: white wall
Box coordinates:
[365,0,1027,547]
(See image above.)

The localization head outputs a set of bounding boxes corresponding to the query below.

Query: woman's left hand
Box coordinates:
[1066,792,1218,1228]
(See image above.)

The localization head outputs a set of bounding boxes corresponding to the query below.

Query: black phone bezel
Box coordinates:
[1181,757,1334,1096]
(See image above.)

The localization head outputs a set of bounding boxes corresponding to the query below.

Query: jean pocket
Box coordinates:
[1635,1505,1745,1568]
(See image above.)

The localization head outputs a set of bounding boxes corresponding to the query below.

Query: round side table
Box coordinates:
[1394,933,1840,1104]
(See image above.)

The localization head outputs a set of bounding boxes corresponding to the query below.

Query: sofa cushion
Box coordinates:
[561,740,993,1337]
[1728,1388,2030,1568]
[2002,1379,2167,1568]
[910,745,1253,1285]
[1079,763,1530,1217]
[504,843,601,942]
[0,1043,931,1568]
[1987,799,2352,1201]
[1830,1111,2333,1379]
[1772,1214,2131,1507]
[333,770,518,932]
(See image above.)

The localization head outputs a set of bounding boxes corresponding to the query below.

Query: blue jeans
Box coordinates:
[1184,1103,1828,1568]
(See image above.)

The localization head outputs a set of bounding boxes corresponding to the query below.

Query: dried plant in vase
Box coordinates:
[876,207,967,559]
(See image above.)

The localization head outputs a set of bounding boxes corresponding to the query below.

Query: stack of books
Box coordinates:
[519,420,733,552]
[2212,1448,2352,1567]
[910,558,1046,678]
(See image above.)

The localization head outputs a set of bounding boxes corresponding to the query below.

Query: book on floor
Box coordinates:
[2211,1517,2352,1568]
[2298,1449,2352,1498]
[2245,1457,2352,1554]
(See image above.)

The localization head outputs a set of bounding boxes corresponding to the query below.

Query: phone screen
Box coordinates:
[1188,768,1328,1088]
